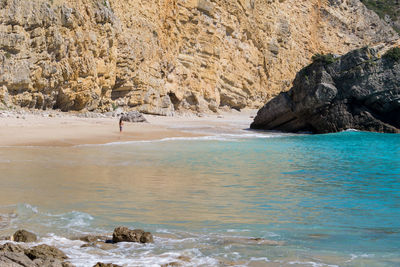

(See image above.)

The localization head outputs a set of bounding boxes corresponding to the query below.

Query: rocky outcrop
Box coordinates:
[112,226,153,243]
[120,111,148,123]
[0,0,398,115]
[12,229,37,243]
[0,242,74,267]
[251,45,400,133]
[25,244,67,261]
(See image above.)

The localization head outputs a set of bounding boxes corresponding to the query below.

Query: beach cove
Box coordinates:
[0,109,257,147]
[1,109,399,266]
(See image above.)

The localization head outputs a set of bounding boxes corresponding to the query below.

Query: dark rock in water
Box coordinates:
[140,231,154,243]
[251,46,400,133]
[25,244,67,261]
[81,241,117,250]
[73,234,110,243]
[160,255,191,267]
[221,236,284,246]
[112,226,153,243]
[13,229,37,243]
[93,263,122,267]
[120,111,148,123]
[161,262,181,267]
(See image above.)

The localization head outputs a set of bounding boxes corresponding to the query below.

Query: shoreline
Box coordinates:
[0,109,257,147]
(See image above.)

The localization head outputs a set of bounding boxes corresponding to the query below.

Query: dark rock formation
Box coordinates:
[112,226,153,243]
[0,242,74,267]
[251,46,400,133]
[120,111,148,123]
[12,229,37,243]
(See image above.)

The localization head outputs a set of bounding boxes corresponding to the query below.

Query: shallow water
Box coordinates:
[0,131,399,266]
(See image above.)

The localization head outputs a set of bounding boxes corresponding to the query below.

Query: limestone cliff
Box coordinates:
[0,0,398,115]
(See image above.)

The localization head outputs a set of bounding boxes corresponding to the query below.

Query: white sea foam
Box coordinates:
[343,128,360,132]
[20,203,39,214]
[346,253,374,262]
[226,229,250,233]
[76,131,291,147]
[249,257,270,262]
[288,261,339,267]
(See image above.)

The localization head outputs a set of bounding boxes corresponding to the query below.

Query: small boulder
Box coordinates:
[120,111,148,123]
[74,234,110,243]
[25,244,67,261]
[140,231,154,243]
[80,241,117,250]
[12,229,37,243]
[93,263,122,267]
[112,226,153,243]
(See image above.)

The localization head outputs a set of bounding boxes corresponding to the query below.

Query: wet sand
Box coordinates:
[0,109,257,147]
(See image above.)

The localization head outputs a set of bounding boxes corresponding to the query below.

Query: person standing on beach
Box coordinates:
[119,117,124,133]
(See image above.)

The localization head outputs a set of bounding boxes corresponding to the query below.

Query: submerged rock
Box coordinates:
[120,111,148,123]
[93,263,122,267]
[251,46,400,134]
[112,226,153,243]
[221,237,284,246]
[73,234,110,243]
[81,241,117,250]
[12,229,37,243]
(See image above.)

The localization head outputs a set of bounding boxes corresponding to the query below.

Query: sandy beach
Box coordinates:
[0,109,257,147]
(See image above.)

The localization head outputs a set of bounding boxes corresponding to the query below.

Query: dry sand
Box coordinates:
[0,109,257,147]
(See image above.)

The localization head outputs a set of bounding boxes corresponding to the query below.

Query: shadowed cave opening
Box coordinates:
[168,92,180,111]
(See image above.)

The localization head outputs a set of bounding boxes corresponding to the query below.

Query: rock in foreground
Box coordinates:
[251,46,400,134]
[112,226,153,243]
[0,243,74,267]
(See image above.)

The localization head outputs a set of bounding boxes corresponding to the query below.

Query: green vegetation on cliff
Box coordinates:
[361,0,400,19]
[361,0,400,31]
[384,46,400,61]
[311,53,336,65]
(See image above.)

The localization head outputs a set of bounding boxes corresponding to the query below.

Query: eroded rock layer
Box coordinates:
[250,46,400,133]
[0,0,398,115]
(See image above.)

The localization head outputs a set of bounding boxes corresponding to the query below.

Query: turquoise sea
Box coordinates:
[0,131,399,266]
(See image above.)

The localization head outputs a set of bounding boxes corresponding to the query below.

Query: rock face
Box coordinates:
[0,242,74,267]
[0,0,398,115]
[112,226,153,243]
[251,46,400,133]
[12,229,37,243]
